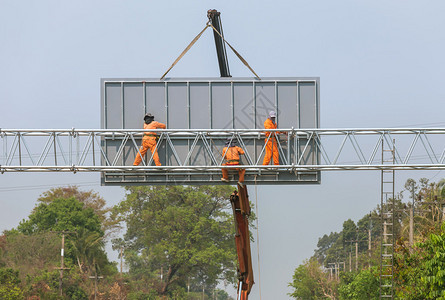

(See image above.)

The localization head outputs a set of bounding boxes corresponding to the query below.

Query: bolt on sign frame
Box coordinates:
[101,77,320,185]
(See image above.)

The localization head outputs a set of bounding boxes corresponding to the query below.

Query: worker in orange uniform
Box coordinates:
[133,113,166,166]
[262,110,281,165]
[221,139,246,185]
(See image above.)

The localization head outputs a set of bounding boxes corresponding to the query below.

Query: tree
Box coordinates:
[437,179,445,198]
[0,187,125,298]
[314,232,340,263]
[70,227,110,275]
[292,178,445,300]
[393,241,427,299]
[0,232,59,279]
[111,185,238,296]
[16,196,115,277]
[37,186,117,235]
[288,258,337,299]
[214,288,233,300]
[338,267,379,299]
[0,268,23,299]
[17,196,103,235]
[418,223,445,299]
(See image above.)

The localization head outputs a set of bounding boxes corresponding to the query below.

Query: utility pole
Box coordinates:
[59,232,65,296]
[349,251,352,272]
[441,195,445,221]
[368,213,372,269]
[88,271,104,300]
[409,181,415,247]
[355,239,358,271]
[354,228,359,271]
[53,231,74,297]
[346,238,359,272]
[120,246,123,277]
[441,194,445,221]
[328,263,338,280]
[340,261,346,275]
[409,207,414,247]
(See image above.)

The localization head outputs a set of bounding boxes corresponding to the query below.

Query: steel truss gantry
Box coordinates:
[1,128,445,174]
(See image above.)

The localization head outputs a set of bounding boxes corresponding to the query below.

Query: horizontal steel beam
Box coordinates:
[2,164,445,173]
[2,128,445,134]
[1,128,445,173]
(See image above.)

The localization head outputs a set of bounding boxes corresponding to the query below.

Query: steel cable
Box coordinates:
[254,175,262,300]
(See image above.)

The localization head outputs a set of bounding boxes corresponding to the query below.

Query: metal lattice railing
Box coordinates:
[1,128,445,173]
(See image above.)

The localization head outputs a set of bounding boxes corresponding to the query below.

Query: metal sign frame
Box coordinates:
[100,77,320,185]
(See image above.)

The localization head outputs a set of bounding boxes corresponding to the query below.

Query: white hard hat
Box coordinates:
[269,111,277,118]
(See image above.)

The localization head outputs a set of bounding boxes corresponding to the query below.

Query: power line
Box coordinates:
[0,182,100,193]
[391,122,445,128]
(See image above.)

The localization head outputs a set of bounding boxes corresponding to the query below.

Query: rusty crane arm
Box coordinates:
[230,183,254,299]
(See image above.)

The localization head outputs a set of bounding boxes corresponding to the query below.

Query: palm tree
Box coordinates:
[70,228,104,274]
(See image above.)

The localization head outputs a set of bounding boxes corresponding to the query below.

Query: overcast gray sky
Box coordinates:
[1,1,445,298]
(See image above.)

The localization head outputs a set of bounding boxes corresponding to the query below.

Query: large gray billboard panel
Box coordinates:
[101,77,320,185]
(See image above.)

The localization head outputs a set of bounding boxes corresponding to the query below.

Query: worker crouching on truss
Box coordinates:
[221,139,245,185]
[133,113,166,166]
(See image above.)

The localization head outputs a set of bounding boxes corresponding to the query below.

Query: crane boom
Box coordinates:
[230,183,254,299]
[207,9,231,77]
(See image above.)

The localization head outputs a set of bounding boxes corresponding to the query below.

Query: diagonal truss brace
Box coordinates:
[1,128,445,173]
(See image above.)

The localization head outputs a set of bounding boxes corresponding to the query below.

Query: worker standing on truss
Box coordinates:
[221,139,245,185]
[133,113,166,166]
[263,110,281,165]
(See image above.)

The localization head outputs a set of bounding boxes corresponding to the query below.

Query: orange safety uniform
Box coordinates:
[262,118,280,165]
[221,145,246,183]
[133,121,166,166]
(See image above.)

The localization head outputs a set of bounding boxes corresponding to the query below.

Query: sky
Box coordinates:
[1,1,445,298]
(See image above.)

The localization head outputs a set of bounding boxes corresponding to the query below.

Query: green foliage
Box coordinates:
[112,185,238,296]
[294,178,445,300]
[0,268,24,299]
[314,232,339,263]
[418,223,445,299]
[38,186,118,234]
[338,267,379,299]
[213,288,232,300]
[288,258,337,299]
[393,240,427,299]
[0,268,20,285]
[70,227,114,276]
[0,187,121,298]
[289,260,321,299]
[23,268,92,299]
[127,289,158,300]
[0,232,60,279]
[392,178,445,299]
[313,211,382,272]
[342,219,357,245]
[356,213,379,252]
[15,194,115,278]
[24,269,60,299]
[64,283,88,300]
[17,196,103,236]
